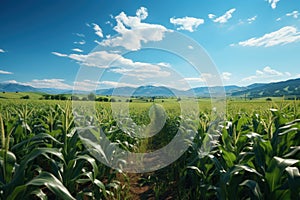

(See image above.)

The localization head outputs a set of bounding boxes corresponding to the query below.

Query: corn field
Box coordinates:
[0,99,299,199]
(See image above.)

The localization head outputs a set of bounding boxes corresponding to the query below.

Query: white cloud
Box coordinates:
[136,7,148,20]
[29,79,73,89]
[247,15,257,24]
[170,16,204,32]
[208,14,216,19]
[237,26,300,47]
[0,49,5,53]
[213,8,236,24]
[72,48,83,53]
[285,72,291,76]
[74,40,86,45]
[242,66,290,82]
[94,40,101,45]
[100,81,139,88]
[4,80,24,84]
[276,17,281,21]
[66,51,120,68]
[75,33,85,37]
[54,50,171,79]
[236,16,257,26]
[74,80,140,90]
[184,77,205,82]
[184,72,231,84]
[184,73,213,83]
[92,23,103,38]
[105,21,113,27]
[222,72,232,80]
[188,45,194,49]
[73,80,100,91]
[0,70,13,74]
[110,66,170,79]
[286,10,299,19]
[52,52,68,57]
[260,66,282,76]
[4,79,73,90]
[182,73,227,88]
[268,0,280,9]
[99,7,169,51]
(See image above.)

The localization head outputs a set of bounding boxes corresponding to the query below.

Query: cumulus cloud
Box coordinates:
[268,0,280,9]
[213,8,236,24]
[286,10,299,19]
[0,49,5,53]
[0,69,13,74]
[237,26,300,47]
[242,66,291,82]
[53,50,171,79]
[170,16,204,32]
[72,48,83,53]
[99,7,169,51]
[92,23,103,38]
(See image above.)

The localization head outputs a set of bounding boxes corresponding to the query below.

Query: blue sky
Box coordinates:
[0,0,300,90]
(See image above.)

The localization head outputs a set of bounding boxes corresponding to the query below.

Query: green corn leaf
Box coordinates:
[187,166,204,177]
[219,146,236,168]
[7,147,65,193]
[77,154,98,179]
[284,146,300,158]
[265,156,299,192]
[285,167,300,199]
[30,188,47,200]
[0,150,16,183]
[240,180,263,200]
[27,171,75,200]
[11,133,62,151]
[6,184,27,200]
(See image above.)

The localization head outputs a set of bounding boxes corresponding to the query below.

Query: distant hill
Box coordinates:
[246,83,268,90]
[188,85,245,96]
[1,78,299,98]
[0,83,78,94]
[232,78,300,97]
[96,85,185,97]
[0,83,39,93]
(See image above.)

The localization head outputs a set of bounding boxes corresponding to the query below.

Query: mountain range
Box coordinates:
[0,78,299,98]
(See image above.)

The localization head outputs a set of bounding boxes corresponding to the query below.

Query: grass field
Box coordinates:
[0,98,299,199]
[0,92,45,100]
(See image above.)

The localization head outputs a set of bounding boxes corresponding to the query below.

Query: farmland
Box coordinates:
[0,98,300,199]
